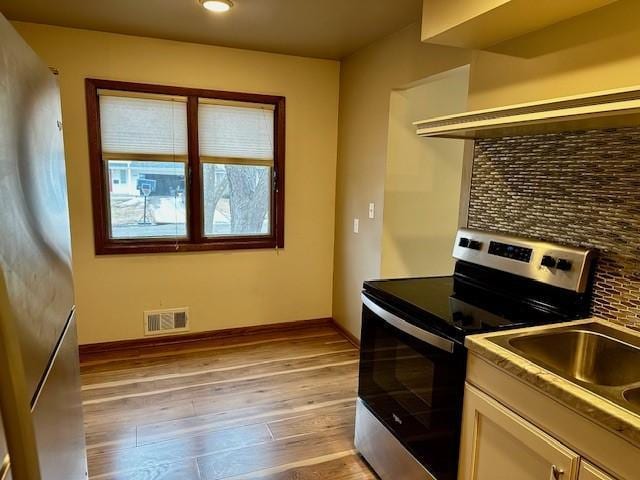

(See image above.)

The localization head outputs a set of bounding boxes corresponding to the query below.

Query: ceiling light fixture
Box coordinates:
[200,0,233,13]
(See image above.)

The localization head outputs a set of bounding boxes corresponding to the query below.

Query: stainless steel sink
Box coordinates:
[509,329,640,386]
[490,322,640,415]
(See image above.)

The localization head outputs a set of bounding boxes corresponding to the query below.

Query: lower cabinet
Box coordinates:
[459,383,580,480]
[461,353,635,479]
[579,462,615,480]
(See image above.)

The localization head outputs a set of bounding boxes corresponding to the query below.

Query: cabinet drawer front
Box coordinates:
[459,383,580,480]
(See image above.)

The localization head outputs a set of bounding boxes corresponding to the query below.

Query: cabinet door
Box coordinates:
[459,384,580,480]
[579,461,616,480]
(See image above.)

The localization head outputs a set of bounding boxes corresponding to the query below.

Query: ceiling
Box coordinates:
[0,0,423,60]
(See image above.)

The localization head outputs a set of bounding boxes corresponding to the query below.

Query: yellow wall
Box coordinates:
[333,23,471,339]
[15,0,637,345]
[381,67,469,277]
[334,1,640,340]
[13,22,340,345]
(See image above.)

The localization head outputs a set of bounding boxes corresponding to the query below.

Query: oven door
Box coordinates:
[358,292,466,480]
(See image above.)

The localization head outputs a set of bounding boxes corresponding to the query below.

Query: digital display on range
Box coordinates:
[488,241,532,263]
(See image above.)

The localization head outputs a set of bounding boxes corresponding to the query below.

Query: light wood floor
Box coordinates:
[80,323,375,480]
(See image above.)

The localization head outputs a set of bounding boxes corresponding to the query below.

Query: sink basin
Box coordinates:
[509,330,640,386]
[488,322,640,415]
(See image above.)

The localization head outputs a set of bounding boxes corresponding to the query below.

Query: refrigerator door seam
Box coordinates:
[30,308,75,411]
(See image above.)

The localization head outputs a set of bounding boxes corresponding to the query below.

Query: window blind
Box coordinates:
[199,102,274,161]
[99,94,188,156]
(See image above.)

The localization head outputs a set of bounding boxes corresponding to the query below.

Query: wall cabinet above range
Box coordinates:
[414,85,640,139]
[420,0,618,50]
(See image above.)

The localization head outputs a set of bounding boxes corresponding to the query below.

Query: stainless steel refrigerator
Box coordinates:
[0,14,88,480]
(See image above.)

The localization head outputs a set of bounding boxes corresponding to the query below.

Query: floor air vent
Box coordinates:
[144,308,189,336]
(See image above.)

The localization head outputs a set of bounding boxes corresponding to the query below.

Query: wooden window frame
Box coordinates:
[85,78,285,255]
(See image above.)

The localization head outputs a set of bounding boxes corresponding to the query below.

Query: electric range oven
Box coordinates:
[355,228,596,480]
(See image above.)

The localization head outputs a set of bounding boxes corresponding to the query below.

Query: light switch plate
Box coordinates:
[353,218,359,233]
[368,203,375,219]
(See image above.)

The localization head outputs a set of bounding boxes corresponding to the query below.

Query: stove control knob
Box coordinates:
[468,240,482,250]
[541,255,557,268]
[556,259,572,271]
[458,237,470,248]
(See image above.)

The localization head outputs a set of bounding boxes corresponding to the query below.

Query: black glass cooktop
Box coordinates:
[363,275,570,343]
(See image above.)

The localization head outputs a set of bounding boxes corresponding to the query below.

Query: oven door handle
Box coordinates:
[362,293,455,353]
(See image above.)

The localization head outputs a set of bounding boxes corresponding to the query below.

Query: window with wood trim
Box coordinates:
[85,79,285,254]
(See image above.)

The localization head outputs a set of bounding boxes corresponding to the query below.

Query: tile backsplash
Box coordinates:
[468,127,640,328]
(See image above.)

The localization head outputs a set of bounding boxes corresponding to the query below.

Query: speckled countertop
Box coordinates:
[465,318,640,447]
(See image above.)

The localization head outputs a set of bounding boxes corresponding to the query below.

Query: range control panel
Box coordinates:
[488,241,532,263]
[453,228,596,293]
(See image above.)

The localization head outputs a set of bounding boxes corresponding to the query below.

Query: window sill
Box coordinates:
[94,237,282,255]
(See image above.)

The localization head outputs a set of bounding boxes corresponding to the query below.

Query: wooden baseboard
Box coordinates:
[330,319,360,348]
[79,317,334,357]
